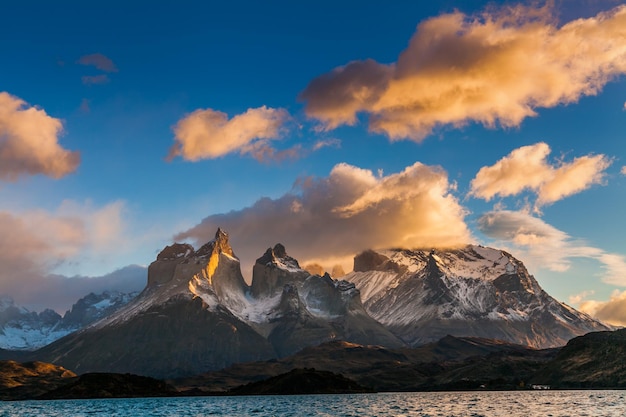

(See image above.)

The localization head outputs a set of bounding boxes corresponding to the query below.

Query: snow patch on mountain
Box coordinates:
[0,291,137,350]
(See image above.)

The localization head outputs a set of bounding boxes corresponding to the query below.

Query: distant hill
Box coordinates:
[0,360,75,400]
[174,336,558,393]
[228,368,372,395]
[532,328,626,388]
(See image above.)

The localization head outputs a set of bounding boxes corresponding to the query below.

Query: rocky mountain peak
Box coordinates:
[353,250,400,273]
[156,243,194,261]
[256,243,300,271]
[195,228,235,258]
[345,246,610,348]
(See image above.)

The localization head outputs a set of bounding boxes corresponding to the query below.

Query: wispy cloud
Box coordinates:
[77,53,118,72]
[469,143,611,209]
[0,200,145,311]
[477,210,626,285]
[0,92,80,181]
[169,106,292,162]
[312,138,341,151]
[175,161,471,276]
[300,4,626,141]
[81,74,110,85]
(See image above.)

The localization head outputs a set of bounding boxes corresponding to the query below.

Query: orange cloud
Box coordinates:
[0,92,80,181]
[77,53,118,72]
[469,143,611,208]
[175,161,471,278]
[300,4,626,140]
[580,290,626,327]
[169,106,291,162]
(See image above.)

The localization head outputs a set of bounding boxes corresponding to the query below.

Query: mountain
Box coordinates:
[0,291,137,351]
[343,246,610,348]
[34,229,401,378]
[532,328,626,388]
[0,296,65,351]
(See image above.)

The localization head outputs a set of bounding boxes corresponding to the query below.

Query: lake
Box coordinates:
[1,390,624,416]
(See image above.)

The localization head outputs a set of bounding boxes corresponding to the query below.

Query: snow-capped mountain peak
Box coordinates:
[345,245,609,348]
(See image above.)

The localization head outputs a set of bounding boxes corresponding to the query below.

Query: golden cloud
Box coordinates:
[169,106,292,162]
[469,142,611,207]
[300,4,626,140]
[175,161,471,278]
[580,290,626,327]
[0,92,80,181]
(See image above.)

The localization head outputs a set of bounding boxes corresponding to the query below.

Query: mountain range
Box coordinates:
[344,246,608,347]
[9,228,610,378]
[0,291,136,351]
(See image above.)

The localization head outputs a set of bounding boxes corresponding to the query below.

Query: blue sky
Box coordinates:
[1,0,626,323]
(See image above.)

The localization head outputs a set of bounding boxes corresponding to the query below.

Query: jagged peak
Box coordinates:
[256,243,301,271]
[196,228,236,259]
[156,243,195,261]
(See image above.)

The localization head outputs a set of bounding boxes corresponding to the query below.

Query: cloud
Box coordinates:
[169,106,292,162]
[579,290,626,327]
[0,201,145,311]
[477,210,626,284]
[621,166,626,175]
[175,161,471,277]
[0,92,80,181]
[77,53,118,72]
[312,138,341,151]
[300,4,626,140]
[469,143,611,208]
[568,290,595,306]
[79,98,91,113]
[81,74,110,85]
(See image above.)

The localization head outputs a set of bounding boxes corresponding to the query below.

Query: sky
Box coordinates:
[1,0,626,324]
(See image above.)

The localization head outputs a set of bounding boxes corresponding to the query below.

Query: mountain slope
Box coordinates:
[344,246,609,348]
[34,229,401,378]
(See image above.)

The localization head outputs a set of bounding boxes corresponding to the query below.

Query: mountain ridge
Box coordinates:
[23,229,610,378]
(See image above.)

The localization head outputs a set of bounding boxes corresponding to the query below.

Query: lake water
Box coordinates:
[1,391,625,416]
